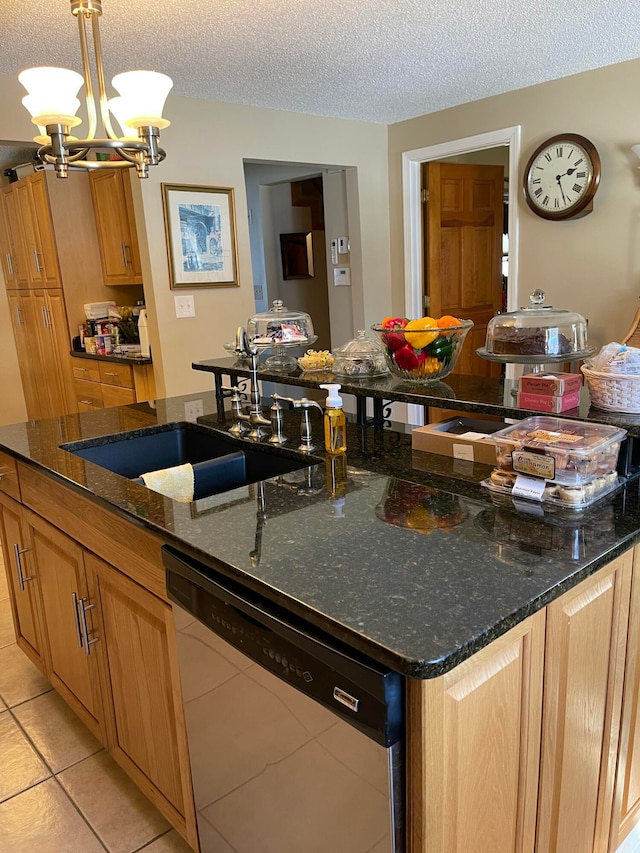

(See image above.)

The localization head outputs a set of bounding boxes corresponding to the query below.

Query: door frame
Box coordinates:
[401,125,521,320]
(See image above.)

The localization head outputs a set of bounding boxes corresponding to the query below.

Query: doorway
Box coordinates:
[402,126,521,423]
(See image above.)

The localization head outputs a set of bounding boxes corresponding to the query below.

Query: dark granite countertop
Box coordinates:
[71,350,153,366]
[1,391,639,679]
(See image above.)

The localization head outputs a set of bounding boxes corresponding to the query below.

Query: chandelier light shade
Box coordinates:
[18,0,172,178]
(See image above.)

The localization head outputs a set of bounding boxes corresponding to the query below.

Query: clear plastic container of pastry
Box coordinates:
[247,300,315,346]
[483,467,622,510]
[332,330,388,378]
[483,289,589,358]
[490,416,626,486]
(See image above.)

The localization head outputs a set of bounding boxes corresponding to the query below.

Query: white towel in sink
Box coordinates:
[141,463,195,502]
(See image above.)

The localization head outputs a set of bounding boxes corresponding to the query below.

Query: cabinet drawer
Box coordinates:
[74,378,103,412]
[0,450,20,500]
[99,361,133,389]
[102,384,135,409]
[72,361,101,383]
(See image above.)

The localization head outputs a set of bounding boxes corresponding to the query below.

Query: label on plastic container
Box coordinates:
[512,450,556,480]
[512,474,547,502]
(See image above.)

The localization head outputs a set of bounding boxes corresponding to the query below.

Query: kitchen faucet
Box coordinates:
[234,326,272,440]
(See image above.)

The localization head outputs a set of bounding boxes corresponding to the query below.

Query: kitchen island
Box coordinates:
[1,391,640,852]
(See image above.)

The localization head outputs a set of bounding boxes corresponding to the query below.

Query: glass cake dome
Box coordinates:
[247,299,315,347]
[480,289,591,363]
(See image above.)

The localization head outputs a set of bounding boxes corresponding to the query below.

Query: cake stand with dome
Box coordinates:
[477,289,595,379]
[247,299,317,373]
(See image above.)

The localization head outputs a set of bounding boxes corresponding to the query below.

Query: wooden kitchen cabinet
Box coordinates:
[536,550,632,853]
[0,492,45,672]
[89,169,143,285]
[25,509,106,743]
[86,552,195,836]
[0,185,28,289]
[8,288,75,420]
[72,356,153,411]
[408,609,546,852]
[14,174,60,288]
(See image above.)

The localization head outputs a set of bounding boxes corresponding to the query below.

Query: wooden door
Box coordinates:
[32,289,67,418]
[86,553,196,845]
[89,170,143,285]
[0,493,44,670]
[422,161,504,378]
[27,172,60,288]
[43,288,75,416]
[27,510,105,742]
[1,186,29,288]
[536,550,632,853]
[408,610,545,852]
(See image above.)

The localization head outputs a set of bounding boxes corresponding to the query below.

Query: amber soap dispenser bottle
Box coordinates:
[320,383,346,453]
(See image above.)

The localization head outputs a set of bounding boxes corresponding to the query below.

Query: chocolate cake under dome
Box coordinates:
[483,290,588,358]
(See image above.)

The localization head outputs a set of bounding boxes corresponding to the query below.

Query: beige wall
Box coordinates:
[388,58,640,349]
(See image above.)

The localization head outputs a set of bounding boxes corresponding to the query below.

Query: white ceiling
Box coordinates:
[1,0,639,131]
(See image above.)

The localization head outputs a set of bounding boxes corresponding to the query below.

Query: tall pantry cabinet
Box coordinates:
[0,170,106,420]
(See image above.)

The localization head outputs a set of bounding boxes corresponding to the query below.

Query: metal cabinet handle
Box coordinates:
[71,591,83,648]
[120,241,131,268]
[77,597,98,655]
[102,372,118,377]
[32,248,41,273]
[6,253,13,275]
[13,543,32,592]
[79,399,97,406]
[14,306,23,326]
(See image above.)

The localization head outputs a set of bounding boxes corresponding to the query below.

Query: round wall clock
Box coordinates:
[523,134,601,220]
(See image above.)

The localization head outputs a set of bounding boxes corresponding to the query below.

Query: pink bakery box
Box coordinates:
[519,372,583,396]
[516,389,581,413]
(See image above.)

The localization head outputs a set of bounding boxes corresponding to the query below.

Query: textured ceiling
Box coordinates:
[1,0,639,129]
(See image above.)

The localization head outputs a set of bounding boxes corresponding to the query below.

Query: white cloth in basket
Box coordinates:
[586,343,640,375]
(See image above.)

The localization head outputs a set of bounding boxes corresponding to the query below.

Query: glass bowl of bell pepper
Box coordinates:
[371,315,474,383]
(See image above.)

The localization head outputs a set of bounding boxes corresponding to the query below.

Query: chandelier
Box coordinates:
[18,0,172,178]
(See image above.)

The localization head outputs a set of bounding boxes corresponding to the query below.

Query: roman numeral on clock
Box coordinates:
[534,187,543,197]
[544,153,552,162]
[542,195,550,207]
[556,147,563,157]
[573,183,583,194]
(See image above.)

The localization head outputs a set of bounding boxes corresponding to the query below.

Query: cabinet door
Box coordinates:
[89,170,143,285]
[43,288,75,415]
[6,290,42,420]
[14,181,47,288]
[1,186,29,288]
[408,610,546,853]
[86,552,195,838]
[0,493,44,670]
[536,550,632,853]
[27,173,60,288]
[611,546,640,848]
[26,510,105,742]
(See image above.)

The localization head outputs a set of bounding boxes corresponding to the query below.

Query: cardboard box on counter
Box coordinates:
[411,417,506,465]
[516,389,581,413]
[519,372,583,396]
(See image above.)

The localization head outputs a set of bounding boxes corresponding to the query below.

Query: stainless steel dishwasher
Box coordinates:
[163,545,405,853]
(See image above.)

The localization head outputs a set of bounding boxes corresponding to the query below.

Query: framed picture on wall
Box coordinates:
[162,183,239,288]
[280,232,315,280]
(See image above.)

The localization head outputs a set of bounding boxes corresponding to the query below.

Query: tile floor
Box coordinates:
[0,545,194,853]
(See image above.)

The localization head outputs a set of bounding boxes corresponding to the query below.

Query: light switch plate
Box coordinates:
[338,236,350,254]
[175,294,195,318]
[333,267,351,286]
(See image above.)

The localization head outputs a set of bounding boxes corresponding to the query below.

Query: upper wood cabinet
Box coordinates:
[13,174,60,288]
[0,185,29,288]
[89,169,143,285]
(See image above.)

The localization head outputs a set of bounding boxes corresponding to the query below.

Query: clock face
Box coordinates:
[523,134,600,220]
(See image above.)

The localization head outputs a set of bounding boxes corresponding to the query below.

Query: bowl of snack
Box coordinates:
[371,315,473,383]
[297,349,334,372]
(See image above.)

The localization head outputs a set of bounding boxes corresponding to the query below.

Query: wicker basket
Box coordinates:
[581,365,640,413]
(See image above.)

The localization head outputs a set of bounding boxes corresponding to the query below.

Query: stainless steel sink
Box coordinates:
[61,422,310,499]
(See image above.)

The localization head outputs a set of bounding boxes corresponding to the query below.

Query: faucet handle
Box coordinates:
[235,325,258,357]
[267,394,290,445]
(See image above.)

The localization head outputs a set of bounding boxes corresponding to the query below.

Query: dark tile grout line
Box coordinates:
[0,650,176,853]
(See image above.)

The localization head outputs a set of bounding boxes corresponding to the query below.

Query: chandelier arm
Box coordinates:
[76,8,97,140]
[90,9,119,140]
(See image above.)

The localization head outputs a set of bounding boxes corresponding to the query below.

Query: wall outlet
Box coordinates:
[254,285,264,301]
[175,294,195,318]
[184,399,204,421]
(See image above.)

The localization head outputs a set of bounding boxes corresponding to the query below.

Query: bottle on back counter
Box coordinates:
[320,383,346,454]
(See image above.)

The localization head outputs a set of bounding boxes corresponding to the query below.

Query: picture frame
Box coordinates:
[280,232,314,280]
[162,183,239,288]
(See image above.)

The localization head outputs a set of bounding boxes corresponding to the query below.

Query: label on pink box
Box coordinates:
[516,389,581,413]
[519,372,583,396]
